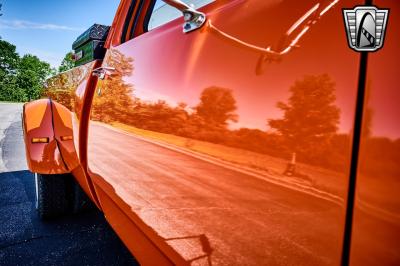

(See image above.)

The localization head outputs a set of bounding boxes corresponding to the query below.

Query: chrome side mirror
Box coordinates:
[162,0,206,33]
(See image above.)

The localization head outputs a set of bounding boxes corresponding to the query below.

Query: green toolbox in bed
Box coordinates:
[72,24,110,67]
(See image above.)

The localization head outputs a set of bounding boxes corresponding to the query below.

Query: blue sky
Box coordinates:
[0,0,120,68]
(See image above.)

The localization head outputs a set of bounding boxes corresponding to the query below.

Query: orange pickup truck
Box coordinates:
[21,0,399,265]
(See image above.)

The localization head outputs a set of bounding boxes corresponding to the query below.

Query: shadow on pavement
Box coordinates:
[0,170,138,266]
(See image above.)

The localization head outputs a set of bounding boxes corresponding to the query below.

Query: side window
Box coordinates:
[147,0,215,31]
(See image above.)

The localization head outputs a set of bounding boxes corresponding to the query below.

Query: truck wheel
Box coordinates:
[35,173,71,219]
[72,180,95,214]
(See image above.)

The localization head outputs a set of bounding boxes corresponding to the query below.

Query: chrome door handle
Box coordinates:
[162,0,206,33]
[92,66,116,80]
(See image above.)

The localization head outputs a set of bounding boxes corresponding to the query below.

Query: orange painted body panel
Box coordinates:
[25,60,102,208]
[23,99,68,174]
[52,100,79,171]
[91,174,185,265]
[22,0,400,265]
[70,60,103,208]
[350,1,400,265]
[87,0,364,265]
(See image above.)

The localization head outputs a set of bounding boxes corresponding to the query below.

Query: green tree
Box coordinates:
[0,40,20,101]
[268,74,340,157]
[0,39,52,102]
[196,86,238,128]
[16,54,51,100]
[0,40,19,74]
[58,52,74,73]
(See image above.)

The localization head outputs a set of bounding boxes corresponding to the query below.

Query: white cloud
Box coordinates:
[0,19,83,31]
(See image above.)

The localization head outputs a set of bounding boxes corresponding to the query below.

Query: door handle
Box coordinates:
[92,66,116,80]
[162,0,206,33]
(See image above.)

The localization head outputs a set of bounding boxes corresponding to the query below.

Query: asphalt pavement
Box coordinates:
[88,123,346,265]
[0,103,138,266]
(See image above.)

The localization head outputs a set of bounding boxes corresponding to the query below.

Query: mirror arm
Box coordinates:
[162,0,190,11]
[162,0,207,33]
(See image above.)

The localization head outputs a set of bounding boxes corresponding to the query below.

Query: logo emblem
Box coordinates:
[343,6,389,52]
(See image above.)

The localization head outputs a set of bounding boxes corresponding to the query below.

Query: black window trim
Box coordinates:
[120,0,147,44]
[120,0,138,44]
[143,0,158,33]
[129,0,146,40]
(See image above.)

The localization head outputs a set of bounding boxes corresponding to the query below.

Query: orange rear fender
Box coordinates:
[22,98,78,174]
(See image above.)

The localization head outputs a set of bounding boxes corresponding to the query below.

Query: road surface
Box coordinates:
[2,103,396,265]
[0,103,137,266]
[88,123,346,265]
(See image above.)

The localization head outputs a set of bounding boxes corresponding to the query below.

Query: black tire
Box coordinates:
[35,173,71,219]
[72,180,95,214]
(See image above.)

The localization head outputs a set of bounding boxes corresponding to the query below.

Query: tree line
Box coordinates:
[0,37,74,102]
[84,50,349,172]
[0,39,52,102]
[45,49,350,172]
[44,49,399,177]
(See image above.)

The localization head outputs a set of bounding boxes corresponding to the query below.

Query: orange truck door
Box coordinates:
[88,0,363,264]
[349,1,400,265]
